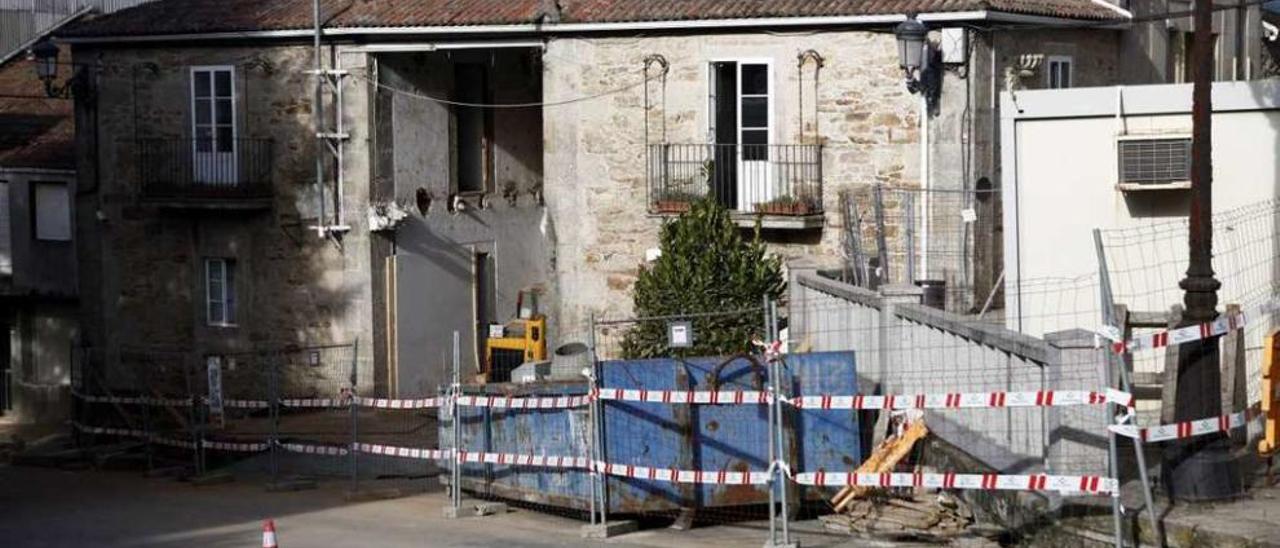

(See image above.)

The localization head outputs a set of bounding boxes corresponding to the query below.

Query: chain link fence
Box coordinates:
[833,184,1001,316]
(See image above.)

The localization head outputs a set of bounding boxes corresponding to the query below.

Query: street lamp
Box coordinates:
[894,17,928,93]
[30,40,77,98]
[1164,0,1243,501]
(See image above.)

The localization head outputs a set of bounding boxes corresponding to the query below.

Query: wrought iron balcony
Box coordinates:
[136,138,274,206]
[647,143,823,223]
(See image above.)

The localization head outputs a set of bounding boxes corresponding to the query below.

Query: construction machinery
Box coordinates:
[483,290,546,383]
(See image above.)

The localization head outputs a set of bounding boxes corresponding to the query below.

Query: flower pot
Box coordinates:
[753,202,812,216]
[655,200,692,213]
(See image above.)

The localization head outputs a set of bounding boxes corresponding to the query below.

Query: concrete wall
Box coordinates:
[73,44,375,390]
[790,270,1109,477]
[370,50,552,396]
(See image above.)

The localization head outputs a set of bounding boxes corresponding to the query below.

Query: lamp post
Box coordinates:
[1164,0,1243,501]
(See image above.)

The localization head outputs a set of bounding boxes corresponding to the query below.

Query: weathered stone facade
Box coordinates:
[67,23,1145,392]
[73,45,376,388]
[543,27,1124,332]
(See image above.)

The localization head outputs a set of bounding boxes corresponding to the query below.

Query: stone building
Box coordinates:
[1,48,79,423]
[54,0,1277,396]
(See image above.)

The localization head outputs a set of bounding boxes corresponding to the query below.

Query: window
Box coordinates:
[454,63,493,194]
[708,61,773,211]
[1046,56,1073,89]
[33,181,71,241]
[190,67,237,184]
[205,258,237,326]
[1117,136,1192,187]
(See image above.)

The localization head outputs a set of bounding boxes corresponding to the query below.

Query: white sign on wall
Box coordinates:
[206,356,224,429]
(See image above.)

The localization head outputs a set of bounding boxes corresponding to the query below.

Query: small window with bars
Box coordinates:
[1117,136,1193,187]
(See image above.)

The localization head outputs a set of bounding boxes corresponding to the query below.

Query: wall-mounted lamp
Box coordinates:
[31,40,83,98]
[894,17,928,94]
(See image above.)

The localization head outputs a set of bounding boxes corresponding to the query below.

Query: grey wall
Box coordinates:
[376,50,552,397]
[789,270,1109,477]
[0,168,77,298]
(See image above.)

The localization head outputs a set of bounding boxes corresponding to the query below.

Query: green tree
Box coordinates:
[621,198,785,359]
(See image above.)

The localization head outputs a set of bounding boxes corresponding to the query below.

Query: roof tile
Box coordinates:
[62,0,1126,38]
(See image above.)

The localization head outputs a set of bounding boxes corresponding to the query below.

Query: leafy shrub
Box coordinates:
[620,198,785,359]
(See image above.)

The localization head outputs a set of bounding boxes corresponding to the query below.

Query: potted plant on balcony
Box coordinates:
[653,190,705,214]
[752,195,816,216]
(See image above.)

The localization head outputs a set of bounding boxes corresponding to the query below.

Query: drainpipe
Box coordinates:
[919,95,929,282]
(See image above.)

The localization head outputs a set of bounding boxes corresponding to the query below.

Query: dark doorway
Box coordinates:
[711,61,738,209]
[473,250,496,366]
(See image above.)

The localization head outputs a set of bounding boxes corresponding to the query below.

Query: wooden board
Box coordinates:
[831,420,929,511]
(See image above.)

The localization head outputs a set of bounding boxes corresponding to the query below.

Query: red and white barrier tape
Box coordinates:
[792,470,1118,495]
[152,436,198,450]
[593,461,772,485]
[72,422,199,450]
[353,443,450,461]
[218,399,271,409]
[1101,300,1280,355]
[455,394,592,409]
[354,396,442,409]
[72,390,192,407]
[277,442,349,456]
[456,450,590,469]
[1109,404,1263,443]
[787,389,1134,410]
[204,440,270,452]
[280,398,347,408]
[593,388,773,406]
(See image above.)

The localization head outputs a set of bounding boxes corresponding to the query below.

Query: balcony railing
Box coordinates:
[647,143,823,217]
[136,138,274,203]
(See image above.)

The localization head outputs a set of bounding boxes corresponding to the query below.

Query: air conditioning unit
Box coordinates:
[1116,135,1193,191]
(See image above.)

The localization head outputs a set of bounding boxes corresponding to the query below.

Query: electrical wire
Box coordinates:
[353,68,658,109]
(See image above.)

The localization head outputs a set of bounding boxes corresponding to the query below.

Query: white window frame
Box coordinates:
[205,258,236,327]
[32,180,72,242]
[706,58,776,210]
[189,66,239,184]
[1046,55,1073,89]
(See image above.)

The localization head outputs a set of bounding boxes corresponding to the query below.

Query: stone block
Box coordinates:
[442,500,508,519]
[579,520,638,539]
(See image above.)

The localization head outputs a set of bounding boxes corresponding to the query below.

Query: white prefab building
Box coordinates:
[1000,79,1280,339]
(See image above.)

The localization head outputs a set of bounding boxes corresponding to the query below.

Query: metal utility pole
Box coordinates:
[1165,0,1243,501]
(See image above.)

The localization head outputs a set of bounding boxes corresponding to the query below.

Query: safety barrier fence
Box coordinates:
[66,296,1275,547]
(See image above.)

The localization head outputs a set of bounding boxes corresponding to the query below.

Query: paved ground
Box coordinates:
[0,464,909,548]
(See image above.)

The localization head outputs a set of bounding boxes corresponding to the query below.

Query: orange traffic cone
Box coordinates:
[262,519,278,548]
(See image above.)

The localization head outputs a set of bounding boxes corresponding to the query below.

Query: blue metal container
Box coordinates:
[453,382,594,507]
[446,351,859,512]
[601,351,859,512]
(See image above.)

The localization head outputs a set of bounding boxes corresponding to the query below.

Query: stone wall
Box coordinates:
[73,45,375,389]
[543,27,1123,334]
